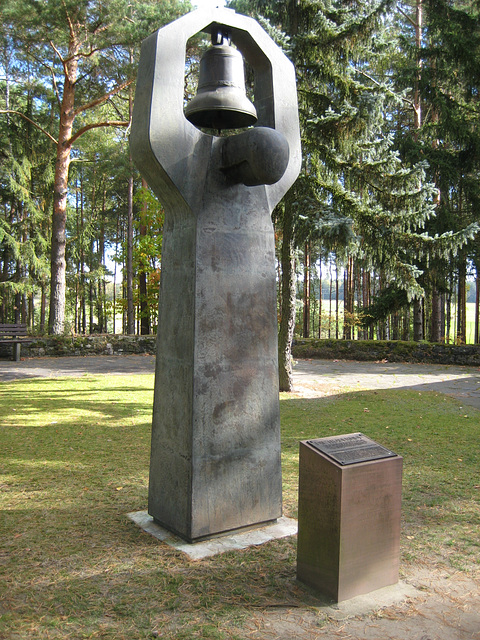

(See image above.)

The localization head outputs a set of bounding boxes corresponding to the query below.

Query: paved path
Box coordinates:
[292,358,480,409]
[1,354,480,410]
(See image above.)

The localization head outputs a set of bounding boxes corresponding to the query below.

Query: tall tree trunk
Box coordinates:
[48,42,78,334]
[278,202,296,392]
[335,258,339,339]
[139,180,150,335]
[40,286,46,333]
[318,259,322,338]
[328,261,333,338]
[89,237,95,333]
[446,285,452,343]
[89,279,94,333]
[378,272,386,340]
[410,0,425,340]
[344,256,354,339]
[392,312,399,340]
[402,305,410,341]
[126,55,135,335]
[430,286,442,342]
[28,288,34,330]
[98,184,107,332]
[113,216,121,335]
[457,256,467,343]
[475,267,480,344]
[439,293,446,343]
[413,298,424,341]
[414,0,423,133]
[302,241,310,338]
[359,269,369,340]
[126,167,135,334]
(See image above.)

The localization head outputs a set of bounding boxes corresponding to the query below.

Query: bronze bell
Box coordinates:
[185,27,257,130]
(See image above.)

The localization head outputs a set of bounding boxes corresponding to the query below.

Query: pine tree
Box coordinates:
[1,0,188,333]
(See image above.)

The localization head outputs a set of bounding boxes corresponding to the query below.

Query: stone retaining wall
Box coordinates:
[292,338,480,366]
[0,334,156,359]
[3,335,480,367]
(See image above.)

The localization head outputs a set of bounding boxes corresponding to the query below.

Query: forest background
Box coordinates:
[1,0,480,390]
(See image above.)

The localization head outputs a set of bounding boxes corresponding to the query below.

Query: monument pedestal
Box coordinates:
[148,185,283,542]
[297,434,403,603]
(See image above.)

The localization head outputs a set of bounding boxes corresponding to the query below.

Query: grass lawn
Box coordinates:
[1,374,479,639]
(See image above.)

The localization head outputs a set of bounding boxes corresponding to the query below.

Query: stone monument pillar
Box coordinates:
[130,7,301,542]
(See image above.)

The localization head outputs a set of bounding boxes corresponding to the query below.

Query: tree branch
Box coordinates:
[61,0,76,41]
[0,110,58,145]
[356,68,415,109]
[50,64,62,108]
[68,120,129,145]
[108,97,125,119]
[397,3,416,27]
[49,40,65,65]
[73,79,133,116]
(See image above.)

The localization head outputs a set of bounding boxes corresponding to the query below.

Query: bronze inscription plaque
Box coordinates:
[307,432,397,466]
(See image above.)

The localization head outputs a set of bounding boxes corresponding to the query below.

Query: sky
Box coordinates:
[193,0,227,8]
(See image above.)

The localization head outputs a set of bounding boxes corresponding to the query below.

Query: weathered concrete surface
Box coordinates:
[128,511,298,560]
[147,165,284,540]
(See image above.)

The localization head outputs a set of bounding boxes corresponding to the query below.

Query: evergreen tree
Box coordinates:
[1,0,188,333]
[233,0,478,363]
[394,0,480,342]
[0,35,54,326]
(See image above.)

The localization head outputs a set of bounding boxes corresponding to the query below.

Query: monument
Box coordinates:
[130,8,301,542]
[297,434,403,602]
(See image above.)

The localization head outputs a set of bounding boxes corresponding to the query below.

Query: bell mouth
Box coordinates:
[185,88,258,130]
[186,108,257,130]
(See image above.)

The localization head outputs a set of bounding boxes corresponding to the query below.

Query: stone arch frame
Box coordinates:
[130,7,301,211]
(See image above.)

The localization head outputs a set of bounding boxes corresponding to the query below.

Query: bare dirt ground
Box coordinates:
[243,564,480,640]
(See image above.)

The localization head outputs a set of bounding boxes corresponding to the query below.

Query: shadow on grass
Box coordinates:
[2,498,324,639]
[1,377,480,639]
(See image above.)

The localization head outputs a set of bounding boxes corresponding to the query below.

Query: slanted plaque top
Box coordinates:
[307,433,398,466]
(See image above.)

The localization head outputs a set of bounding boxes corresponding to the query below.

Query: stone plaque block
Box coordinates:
[297,435,403,603]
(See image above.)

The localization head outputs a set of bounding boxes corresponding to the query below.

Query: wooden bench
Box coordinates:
[0,324,32,362]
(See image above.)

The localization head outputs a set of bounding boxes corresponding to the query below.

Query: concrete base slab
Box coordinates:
[321,580,420,620]
[127,511,298,560]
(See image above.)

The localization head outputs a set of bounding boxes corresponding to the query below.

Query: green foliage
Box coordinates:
[1,0,189,328]
[0,80,53,314]
[2,0,480,333]
[361,284,409,325]
[394,0,480,294]
[133,186,164,272]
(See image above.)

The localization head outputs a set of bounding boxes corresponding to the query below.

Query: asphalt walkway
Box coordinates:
[1,354,480,410]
